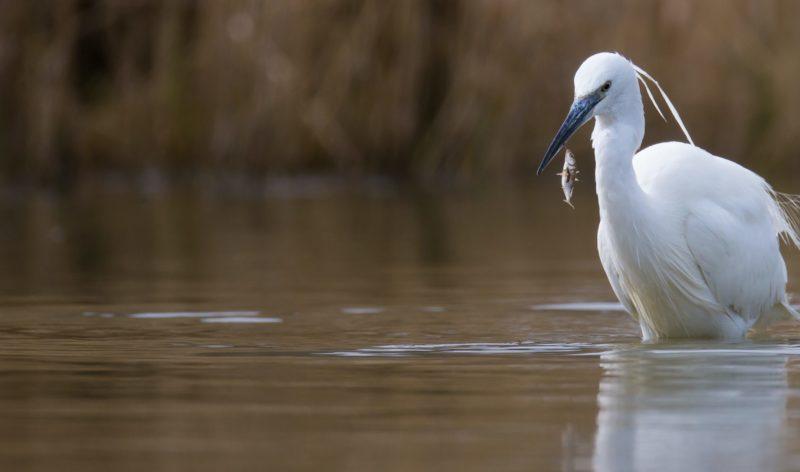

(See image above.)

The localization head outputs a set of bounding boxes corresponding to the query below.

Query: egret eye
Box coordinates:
[601,81,612,92]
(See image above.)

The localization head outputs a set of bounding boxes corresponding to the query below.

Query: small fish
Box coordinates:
[557,149,579,208]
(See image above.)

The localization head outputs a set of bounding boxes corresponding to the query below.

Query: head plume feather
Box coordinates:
[631,62,694,146]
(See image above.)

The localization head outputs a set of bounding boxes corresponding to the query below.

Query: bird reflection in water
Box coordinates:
[592,345,789,472]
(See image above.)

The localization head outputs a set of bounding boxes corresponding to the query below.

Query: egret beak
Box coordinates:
[537,92,603,175]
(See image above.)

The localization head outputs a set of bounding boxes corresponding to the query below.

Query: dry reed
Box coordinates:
[0,0,798,183]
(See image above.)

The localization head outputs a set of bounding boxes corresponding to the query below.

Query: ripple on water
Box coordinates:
[529,302,625,312]
[624,344,800,357]
[83,312,116,318]
[340,307,385,315]
[324,341,602,357]
[529,301,800,313]
[420,306,446,313]
[128,311,261,319]
[201,317,282,324]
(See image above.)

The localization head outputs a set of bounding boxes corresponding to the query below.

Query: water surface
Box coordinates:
[0,181,799,471]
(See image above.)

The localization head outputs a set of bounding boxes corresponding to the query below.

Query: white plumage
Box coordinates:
[539,52,799,340]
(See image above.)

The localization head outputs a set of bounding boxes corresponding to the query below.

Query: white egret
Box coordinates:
[538,52,800,340]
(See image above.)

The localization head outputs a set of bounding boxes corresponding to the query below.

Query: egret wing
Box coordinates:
[684,201,786,322]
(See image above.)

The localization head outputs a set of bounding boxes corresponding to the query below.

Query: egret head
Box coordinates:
[537,52,638,175]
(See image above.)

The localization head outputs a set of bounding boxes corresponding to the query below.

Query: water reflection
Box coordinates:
[0,183,799,470]
[593,345,790,472]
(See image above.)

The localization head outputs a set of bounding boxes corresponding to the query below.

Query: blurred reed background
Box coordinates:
[0,0,798,186]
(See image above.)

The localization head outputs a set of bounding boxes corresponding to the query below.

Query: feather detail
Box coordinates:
[633,64,694,146]
[636,74,666,122]
[767,189,800,248]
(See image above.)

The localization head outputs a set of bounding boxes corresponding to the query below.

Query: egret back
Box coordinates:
[619,142,798,336]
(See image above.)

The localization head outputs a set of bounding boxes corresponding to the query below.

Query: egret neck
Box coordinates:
[592,94,648,232]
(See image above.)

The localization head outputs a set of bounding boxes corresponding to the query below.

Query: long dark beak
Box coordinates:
[537,92,603,175]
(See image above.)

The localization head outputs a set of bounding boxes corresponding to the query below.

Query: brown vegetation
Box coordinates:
[0,0,799,183]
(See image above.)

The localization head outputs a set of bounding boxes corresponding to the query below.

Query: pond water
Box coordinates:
[1,179,800,471]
